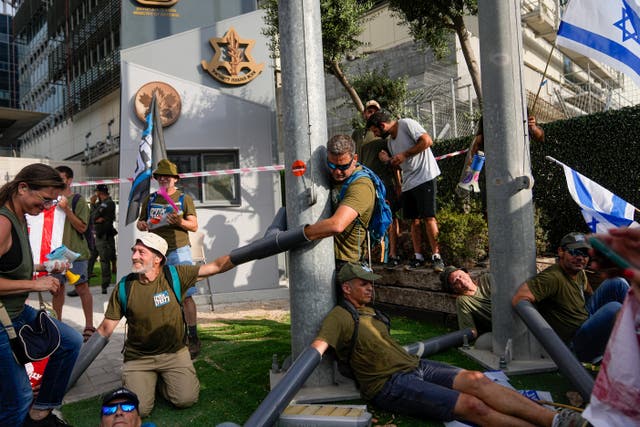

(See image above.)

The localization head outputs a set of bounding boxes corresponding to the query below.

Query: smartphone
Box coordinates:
[588,236,632,270]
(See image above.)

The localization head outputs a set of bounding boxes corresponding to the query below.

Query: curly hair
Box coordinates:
[327,135,355,156]
[0,163,66,206]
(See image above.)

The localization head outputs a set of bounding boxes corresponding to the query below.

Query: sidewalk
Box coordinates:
[28,283,125,404]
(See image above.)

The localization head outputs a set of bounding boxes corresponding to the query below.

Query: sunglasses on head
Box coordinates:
[327,156,354,171]
[565,247,589,258]
[101,402,137,416]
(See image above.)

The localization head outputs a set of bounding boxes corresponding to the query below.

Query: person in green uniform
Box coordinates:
[95,232,234,417]
[440,266,492,337]
[304,134,375,267]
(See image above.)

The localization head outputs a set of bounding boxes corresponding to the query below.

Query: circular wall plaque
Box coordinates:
[134,81,182,127]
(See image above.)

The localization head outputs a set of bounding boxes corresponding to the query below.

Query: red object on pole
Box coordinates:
[291,160,306,177]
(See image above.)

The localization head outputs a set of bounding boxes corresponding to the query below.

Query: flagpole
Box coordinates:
[531,44,555,113]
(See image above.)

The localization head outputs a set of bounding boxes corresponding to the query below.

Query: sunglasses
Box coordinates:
[31,190,60,209]
[101,402,137,416]
[565,247,589,258]
[327,156,354,171]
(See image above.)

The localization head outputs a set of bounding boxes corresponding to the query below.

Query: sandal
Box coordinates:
[83,326,96,343]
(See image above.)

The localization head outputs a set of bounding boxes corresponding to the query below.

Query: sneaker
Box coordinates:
[384,256,401,270]
[66,289,79,297]
[188,336,201,359]
[405,257,426,270]
[101,284,109,295]
[554,408,591,427]
[23,412,72,427]
[432,255,445,273]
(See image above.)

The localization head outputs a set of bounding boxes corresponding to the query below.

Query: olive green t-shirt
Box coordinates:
[331,168,375,262]
[526,264,589,342]
[316,305,418,399]
[104,264,200,361]
[138,189,197,252]
[359,138,397,191]
[62,194,90,260]
[456,273,492,333]
[0,207,33,318]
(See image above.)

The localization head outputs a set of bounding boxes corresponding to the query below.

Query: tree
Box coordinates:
[262,0,374,113]
[388,0,483,105]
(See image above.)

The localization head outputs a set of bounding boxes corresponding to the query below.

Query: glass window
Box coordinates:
[168,150,241,206]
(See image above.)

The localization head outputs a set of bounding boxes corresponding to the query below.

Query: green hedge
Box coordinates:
[433,105,640,253]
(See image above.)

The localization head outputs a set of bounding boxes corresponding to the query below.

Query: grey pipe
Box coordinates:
[243,346,322,427]
[230,225,310,266]
[514,300,594,401]
[66,332,109,391]
[264,207,287,237]
[403,328,475,358]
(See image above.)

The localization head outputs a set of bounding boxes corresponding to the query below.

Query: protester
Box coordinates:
[303,135,375,268]
[93,184,117,294]
[95,232,235,416]
[136,159,201,359]
[440,266,492,336]
[99,387,143,427]
[367,110,444,272]
[512,232,629,362]
[0,163,82,427]
[54,166,96,342]
[310,262,584,426]
[582,226,640,426]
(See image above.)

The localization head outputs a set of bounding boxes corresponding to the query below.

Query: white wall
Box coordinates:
[118,11,282,298]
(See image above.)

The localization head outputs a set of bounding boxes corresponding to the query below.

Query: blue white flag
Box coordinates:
[125,94,167,225]
[561,163,639,233]
[557,0,640,87]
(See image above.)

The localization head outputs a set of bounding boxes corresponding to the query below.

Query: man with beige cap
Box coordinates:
[95,232,234,416]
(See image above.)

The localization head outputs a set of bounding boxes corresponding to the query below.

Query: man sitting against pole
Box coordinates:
[440,266,492,337]
[95,232,234,416]
[512,232,629,363]
[303,134,375,267]
[310,262,584,426]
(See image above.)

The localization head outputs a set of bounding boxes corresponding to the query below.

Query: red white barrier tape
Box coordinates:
[71,152,463,188]
[71,165,285,187]
[434,148,468,161]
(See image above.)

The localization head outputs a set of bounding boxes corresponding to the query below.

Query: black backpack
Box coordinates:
[71,194,95,252]
[335,300,390,380]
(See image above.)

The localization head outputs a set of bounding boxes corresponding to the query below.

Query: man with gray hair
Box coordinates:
[95,232,235,416]
[304,134,376,267]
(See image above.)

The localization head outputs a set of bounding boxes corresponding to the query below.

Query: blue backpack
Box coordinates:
[338,164,393,244]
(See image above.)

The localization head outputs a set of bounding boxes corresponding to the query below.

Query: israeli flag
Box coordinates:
[557,0,640,87]
[561,164,639,233]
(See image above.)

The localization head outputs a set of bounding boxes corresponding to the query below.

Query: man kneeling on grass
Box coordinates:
[95,233,234,416]
[310,262,588,427]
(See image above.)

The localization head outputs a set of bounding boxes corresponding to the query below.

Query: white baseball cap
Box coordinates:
[134,232,168,263]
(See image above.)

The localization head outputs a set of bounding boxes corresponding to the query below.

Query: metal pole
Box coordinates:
[278,0,335,386]
[430,100,436,137]
[478,0,539,361]
[451,78,458,137]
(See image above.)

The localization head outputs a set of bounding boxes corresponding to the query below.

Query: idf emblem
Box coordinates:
[201,27,264,85]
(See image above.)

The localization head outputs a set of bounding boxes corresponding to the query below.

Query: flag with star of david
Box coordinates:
[561,163,639,233]
[557,0,640,87]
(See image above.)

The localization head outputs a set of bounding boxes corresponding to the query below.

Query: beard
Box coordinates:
[131,259,153,274]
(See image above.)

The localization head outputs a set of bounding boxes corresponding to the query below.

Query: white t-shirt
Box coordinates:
[387,118,440,191]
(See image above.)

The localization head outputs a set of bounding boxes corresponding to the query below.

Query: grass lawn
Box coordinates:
[60,313,584,426]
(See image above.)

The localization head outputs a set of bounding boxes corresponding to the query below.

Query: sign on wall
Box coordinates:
[201,27,265,86]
